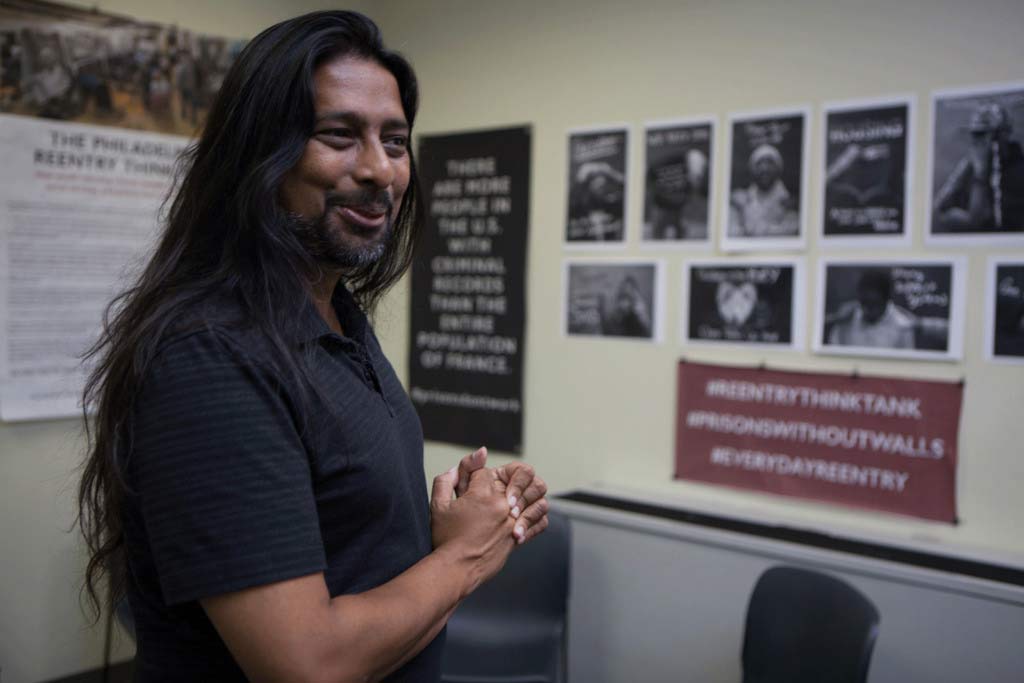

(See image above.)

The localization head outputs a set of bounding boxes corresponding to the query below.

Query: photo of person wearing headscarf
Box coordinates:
[728,143,800,237]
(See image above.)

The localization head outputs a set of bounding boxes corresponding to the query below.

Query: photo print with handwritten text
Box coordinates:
[684,262,797,347]
[725,109,806,249]
[819,260,962,360]
[643,121,712,242]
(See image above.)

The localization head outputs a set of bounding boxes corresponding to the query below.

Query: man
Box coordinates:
[827,269,915,349]
[567,160,625,240]
[76,12,549,682]
[933,102,1024,233]
[26,43,73,117]
[728,144,799,237]
[602,275,651,338]
[643,150,709,240]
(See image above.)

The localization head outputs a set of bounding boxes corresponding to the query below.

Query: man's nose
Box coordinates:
[353,140,395,188]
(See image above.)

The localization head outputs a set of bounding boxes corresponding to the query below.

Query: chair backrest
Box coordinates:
[741,565,880,683]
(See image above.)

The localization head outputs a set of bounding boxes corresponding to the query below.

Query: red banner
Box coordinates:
[674,361,962,522]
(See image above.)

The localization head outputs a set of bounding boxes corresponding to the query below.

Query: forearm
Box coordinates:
[206,549,476,683]
[388,602,459,679]
[320,548,472,681]
[207,466,520,683]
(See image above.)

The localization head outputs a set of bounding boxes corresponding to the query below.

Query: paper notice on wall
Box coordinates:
[0,114,187,421]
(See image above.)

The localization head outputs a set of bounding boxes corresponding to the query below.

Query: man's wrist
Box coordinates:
[430,543,481,600]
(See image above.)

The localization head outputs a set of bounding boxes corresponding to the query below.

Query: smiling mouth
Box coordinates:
[335,204,389,231]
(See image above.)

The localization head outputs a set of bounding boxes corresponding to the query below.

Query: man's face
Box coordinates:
[280,56,410,268]
[858,286,888,325]
[752,157,780,191]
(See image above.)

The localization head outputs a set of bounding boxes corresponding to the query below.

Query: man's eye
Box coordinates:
[385,135,409,149]
[317,129,353,141]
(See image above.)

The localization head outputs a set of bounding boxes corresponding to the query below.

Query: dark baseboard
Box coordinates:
[44,660,134,683]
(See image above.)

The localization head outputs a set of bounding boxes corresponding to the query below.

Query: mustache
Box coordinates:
[324,189,394,214]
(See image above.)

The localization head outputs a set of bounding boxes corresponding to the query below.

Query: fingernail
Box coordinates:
[508,495,517,507]
[511,506,520,518]
[515,525,524,537]
[447,465,457,474]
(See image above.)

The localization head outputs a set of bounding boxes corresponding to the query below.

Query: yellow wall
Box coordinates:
[366,0,1024,561]
[2,1,1023,681]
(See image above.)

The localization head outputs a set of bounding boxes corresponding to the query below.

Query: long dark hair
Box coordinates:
[77,10,422,620]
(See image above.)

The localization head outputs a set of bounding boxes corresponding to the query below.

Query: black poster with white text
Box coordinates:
[409,126,529,454]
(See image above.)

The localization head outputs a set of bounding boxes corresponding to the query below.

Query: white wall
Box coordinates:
[366,0,1024,563]
[0,3,375,682]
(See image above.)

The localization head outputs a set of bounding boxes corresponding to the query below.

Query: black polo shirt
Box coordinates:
[122,285,443,681]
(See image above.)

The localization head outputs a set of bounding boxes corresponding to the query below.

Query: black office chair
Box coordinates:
[741,565,880,683]
[440,509,571,683]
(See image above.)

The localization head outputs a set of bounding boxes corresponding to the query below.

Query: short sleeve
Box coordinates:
[131,329,326,605]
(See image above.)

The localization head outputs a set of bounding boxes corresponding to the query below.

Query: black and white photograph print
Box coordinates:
[821,97,913,246]
[565,126,628,245]
[563,259,663,341]
[928,82,1024,244]
[815,257,966,361]
[681,259,804,349]
[984,258,1024,363]
[642,118,714,244]
[723,107,809,251]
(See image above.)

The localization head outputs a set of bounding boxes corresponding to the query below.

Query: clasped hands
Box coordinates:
[430,447,549,587]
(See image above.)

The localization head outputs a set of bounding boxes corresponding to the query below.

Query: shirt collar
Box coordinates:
[290,284,369,347]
